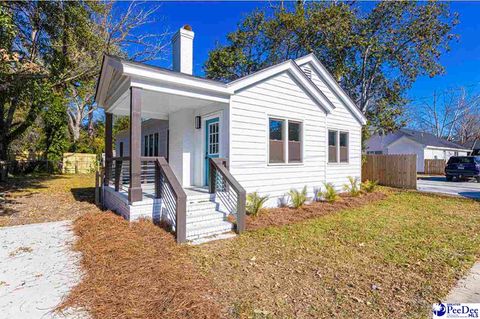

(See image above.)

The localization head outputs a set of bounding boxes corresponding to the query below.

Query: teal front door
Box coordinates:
[205,117,220,186]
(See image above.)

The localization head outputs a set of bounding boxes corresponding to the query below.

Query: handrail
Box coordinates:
[209,158,246,233]
[155,157,187,243]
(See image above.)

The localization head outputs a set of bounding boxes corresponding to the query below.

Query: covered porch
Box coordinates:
[95,55,245,243]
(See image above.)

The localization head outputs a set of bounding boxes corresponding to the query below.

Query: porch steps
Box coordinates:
[185,194,234,241]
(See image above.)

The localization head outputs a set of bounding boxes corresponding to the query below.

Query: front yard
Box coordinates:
[193,191,480,318]
[1,174,479,318]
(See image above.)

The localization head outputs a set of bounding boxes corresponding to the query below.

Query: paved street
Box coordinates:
[418,177,480,200]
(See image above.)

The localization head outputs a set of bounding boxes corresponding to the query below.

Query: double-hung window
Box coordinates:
[328,130,349,163]
[269,118,302,164]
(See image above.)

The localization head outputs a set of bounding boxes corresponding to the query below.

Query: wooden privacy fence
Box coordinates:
[424,159,446,175]
[362,154,417,189]
[63,153,98,174]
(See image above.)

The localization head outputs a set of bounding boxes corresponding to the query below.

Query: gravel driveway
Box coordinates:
[418,176,480,200]
[0,221,86,319]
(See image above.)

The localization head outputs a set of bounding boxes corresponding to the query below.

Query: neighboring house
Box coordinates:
[366,129,470,172]
[462,140,480,156]
[95,26,366,242]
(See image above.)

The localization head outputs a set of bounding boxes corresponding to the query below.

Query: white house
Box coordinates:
[366,129,470,172]
[96,25,366,242]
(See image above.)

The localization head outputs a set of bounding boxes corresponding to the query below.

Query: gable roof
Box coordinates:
[295,54,367,125]
[227,59,335,113]
[96,53,366,121]
[388,129,470,150]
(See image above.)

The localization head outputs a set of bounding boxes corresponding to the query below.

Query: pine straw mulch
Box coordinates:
[58,211,222,319]
[246,191,388,231]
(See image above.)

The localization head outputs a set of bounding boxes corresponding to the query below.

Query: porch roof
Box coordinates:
[95,55,233,118]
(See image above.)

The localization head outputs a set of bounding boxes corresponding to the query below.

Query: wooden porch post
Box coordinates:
[104,112,113,186]
[129,87,143,202]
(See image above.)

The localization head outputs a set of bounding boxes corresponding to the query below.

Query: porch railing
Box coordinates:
[105,156,187,243]
[209,158,246,233]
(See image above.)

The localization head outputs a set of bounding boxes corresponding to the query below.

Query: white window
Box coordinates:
[208,122,219,155]
[328,130,349,163]
[269,118,302,164]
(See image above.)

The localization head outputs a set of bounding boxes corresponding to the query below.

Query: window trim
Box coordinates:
[328,129,350,164]
[267,116,304,166]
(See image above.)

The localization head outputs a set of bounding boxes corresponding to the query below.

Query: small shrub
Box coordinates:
[343,176,361,197]
[321,183,339,203]
[361,179,378,193]
[288,186,308,208]
[246,192,269,216]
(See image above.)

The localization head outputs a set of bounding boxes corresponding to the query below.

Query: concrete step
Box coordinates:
[186,219,234,240]
[187,211,228,224]
[189,232,237,245]
[186,192,214,203]
[186,201,218,213]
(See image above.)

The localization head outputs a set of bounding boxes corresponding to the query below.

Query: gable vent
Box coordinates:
[303,66,312,79]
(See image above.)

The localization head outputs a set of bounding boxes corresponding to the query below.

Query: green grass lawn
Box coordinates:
[192,190,480,318]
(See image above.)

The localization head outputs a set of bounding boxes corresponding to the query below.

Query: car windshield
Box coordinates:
[448,156,475,164]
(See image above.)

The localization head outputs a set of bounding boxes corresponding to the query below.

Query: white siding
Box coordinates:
[300,63,363,189]
[424,148,468,162]
[229,71,328,206]
[387,137,424,172]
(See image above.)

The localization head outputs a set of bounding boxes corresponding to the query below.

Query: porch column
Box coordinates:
[104,112,113,186]
[129,86,143,202]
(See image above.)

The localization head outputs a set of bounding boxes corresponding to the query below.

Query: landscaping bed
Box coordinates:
[246,190,387,231]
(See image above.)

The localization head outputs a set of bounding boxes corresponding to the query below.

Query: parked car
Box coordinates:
[445,156,480,182]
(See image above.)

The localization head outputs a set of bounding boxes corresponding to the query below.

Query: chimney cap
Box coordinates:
[183,24,192,31]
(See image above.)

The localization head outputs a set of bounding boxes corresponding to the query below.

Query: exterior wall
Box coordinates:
[386,137,424,172]
[169,109,195,186]
[366,133,402,154]
[168,104,229,187]
[192,104,229,187]
[103,186,175,226]
[300,63,363,188]
[229,71,328,206]
[114,119,168,158]
[424,148,468,162]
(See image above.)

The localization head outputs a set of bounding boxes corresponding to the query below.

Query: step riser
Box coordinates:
[187,215,228,224]
[187,226,234,240]
[187,203,218,212]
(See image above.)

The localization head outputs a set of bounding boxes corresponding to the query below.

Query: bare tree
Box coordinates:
[413,87,480,142]
[66,1,170,144]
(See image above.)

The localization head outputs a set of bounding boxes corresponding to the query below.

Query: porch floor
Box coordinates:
[110,184,211,202]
